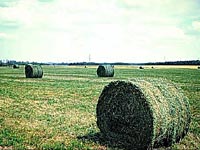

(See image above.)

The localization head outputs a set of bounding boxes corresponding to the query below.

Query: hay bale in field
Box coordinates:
[96,78,190,149]
[25,64,43,78]
[13,64,19,69]
[97,65,114,77]
[139,66,144,69]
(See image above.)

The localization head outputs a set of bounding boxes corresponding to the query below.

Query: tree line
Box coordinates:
[1,60,200,67]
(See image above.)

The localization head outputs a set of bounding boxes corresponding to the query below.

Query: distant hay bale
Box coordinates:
[25,64,43,78]
[97,65,114,77]
[13,64,19,69]
[139,66,144,69]
[96,78,190,149]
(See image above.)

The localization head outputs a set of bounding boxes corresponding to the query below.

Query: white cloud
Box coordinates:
[0,0,200,62]
[0,32,7,38]
[192,21,200,31]
[0,32,16,40]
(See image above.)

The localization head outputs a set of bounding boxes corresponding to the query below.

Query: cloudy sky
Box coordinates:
[0,0,200,63]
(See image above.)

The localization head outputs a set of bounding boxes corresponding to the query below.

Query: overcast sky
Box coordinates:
[0,0,200,63]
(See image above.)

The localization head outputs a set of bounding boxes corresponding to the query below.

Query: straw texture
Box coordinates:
[97,65,114,77]
[25,64,43,78]
[96,78,190,149]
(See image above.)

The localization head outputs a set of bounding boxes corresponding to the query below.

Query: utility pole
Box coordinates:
[89,54,91,62]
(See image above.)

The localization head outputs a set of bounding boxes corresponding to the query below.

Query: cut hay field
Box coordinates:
[0,65,199,149]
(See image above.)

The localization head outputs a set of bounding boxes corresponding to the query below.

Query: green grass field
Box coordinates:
[0,65,199,149]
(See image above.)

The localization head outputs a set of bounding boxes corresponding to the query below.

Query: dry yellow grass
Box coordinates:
[145,65,199,69]
[103,65,199,69]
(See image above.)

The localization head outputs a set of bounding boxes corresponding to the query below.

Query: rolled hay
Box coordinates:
[96,78,190,149]
[13,64,19,69]
[139,66,144,69]
[25,64,43,78]
[97,65,114,77]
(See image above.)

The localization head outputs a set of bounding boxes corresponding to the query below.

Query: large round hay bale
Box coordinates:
[13,64,19,69]
[25,64,43,78]
[97,65,114,77]
[96,78,190,149]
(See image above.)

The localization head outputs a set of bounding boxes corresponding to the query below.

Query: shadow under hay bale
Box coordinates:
[77,132,121,149]
[97,65,114,77]
[25,64,43,78]
[198,66,200,69]
[96,78,190,149]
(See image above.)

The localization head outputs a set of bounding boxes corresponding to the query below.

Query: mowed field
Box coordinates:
[0,65,199,149]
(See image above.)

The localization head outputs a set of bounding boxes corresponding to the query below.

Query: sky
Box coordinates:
[0,0,200,63]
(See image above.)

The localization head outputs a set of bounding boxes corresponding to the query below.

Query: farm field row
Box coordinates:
[0,65,199,149]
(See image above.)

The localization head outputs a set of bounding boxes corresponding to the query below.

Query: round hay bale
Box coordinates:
[97,65,114,77]
[13,64,19,69]
[25,64,43,78]
[139,66,144,69]
[96,78,190,149]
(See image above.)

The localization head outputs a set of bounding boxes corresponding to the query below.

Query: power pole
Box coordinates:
[89,54,91,62]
